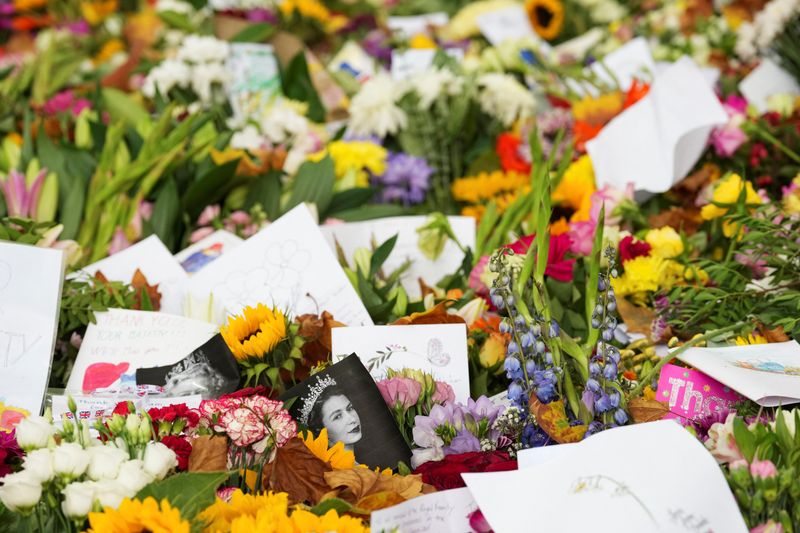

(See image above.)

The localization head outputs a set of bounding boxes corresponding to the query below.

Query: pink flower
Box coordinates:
[751,521,783,533]
[589,183,633,226]
[377,377,423,409]
[42,90,76,115]
[469,255,490,298]
[108,227,132,256]
[189,226,215,244]
[729,458,749,471]
[227,210,252,226]
[507,233,576,282]
[468,509,494,533]
[723,94,748,116]
[568,221,596,256]
[197,205,221,226]
[749,459,777,479]
[1,168,47,219]
[431,382,455,405]
[221,407,266,447]
[705,413,744,464]
[711,122,747,157]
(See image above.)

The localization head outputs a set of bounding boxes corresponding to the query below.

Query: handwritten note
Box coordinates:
[320,216,475,299]
[370,487,477,533]
[462,421,747,533]
[0,242,65,420]
[187,204,373,326]
[65,309,217,395]
[656,363,742,423]
[677,341,800,406]
[49,394,202,426]
[332,324,470,403]
[80,235,188,315]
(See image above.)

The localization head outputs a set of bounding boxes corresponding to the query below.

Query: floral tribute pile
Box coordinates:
[2,0,800,531]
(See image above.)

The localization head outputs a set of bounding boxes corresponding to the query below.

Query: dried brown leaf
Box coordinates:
[759,324,790,343]
[262,438,332,505]
[355,491,407,511]
[324,468,425,505]
[628,397,670,424]
[188,435,228,472]
[131,268,162,311]
[616,298,656,338]
[529,398,587,444]
[392,302,465,326]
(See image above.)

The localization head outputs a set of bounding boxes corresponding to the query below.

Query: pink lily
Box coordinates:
[1,168,47,219]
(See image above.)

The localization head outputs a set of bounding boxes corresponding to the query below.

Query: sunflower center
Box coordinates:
[535,5,555,28]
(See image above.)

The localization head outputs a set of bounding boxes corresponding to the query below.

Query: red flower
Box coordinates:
[749,142,769,168]
[506,233,576,282]
[618,235,651,264]
[160,435,192,471]
[763,112,782,127]
[496,133,531,174]
[413,451,517,490]
[148,404,199,428]
[220,386,268,400]
[623,79,649,109]
[112,401,133,416]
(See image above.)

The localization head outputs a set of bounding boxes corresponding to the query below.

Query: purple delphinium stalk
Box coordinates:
[373,152,432,205]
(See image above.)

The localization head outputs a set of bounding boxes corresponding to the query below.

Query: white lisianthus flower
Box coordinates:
[92,480,129,509]
[177,35,230,64]
[0,471,43,512]
[61,482,96,518]
[477,73,536,127]
[260,104,309,145]
[156,0,194,14]
[142,442,178,480]
[190,63,230,103]
[22,448,54,483]
[231,125,264,151]
[86,446,128,481]
[115,460,155,494]
[348,74,408,138]
[53,442,90,480]
[15,416,56,451]
[410,67,465,111]
[142,59,192,99]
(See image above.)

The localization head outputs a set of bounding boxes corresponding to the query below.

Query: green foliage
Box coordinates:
[283,156,335,215]
[136,472,229,531]
[280,52,326,122]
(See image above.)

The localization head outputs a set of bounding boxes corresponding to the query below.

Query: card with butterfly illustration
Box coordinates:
[331,324,470,403]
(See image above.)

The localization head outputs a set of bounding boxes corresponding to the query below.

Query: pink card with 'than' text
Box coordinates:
[656,363,742,424]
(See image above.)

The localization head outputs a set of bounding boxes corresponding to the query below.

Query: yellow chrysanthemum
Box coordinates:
[700,173,762,221]
[93,38,125,66]
[645,226,684,259]
[552,155,596,219]
[311,141,387,188]
[735,334,768,346]
[452,170,529,204]
[611,255,683,299]
[572,91,624,123]
[293,509,369,533]
[301,428,356,470]
[200,491,290,533]
[220,304,287,361]
[783,175,800,215]
[279,0,330,24]
[525,0,564,40]
[80,0,118,26]
[85,498,189,533]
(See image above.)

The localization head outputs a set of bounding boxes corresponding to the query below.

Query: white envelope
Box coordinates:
[80,235,188,315]
[186,204,373,326]
[586,56,728,193]
[0,242,65,417]
[678,341,800,406]
[739,58,800,113]
[462,421,747,533]
[320,216,475,299]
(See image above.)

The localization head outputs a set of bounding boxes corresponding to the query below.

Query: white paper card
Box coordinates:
[370,487,477,533]
[66,309,217,395]
[321,216,475,299]
[565,37,656,97]
[187,204,373,326]
[477,5,535,46]
[332,324,470,403]
[0,242,65,416]
[226,43,281,125]
[391,49,464,80]
[678,341,800,406]
[50,393,202,426]
[329,41,379,82]
[740,58,800,113]
[174,229,243,275]
[387,12,449,38]
[586,56,728,193]
[80,235,188,315]
[516,443,576,469]
[463,421,747,533]
[656,60,720,86]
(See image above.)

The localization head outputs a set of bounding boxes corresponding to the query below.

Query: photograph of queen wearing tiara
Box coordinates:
[282,354,411,470]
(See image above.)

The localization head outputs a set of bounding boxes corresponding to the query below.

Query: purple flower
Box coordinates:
[1,168,47,219]
[246,9,278,23]
[467,396,504,427]
[445,430,481,454]
[373,152,432,205]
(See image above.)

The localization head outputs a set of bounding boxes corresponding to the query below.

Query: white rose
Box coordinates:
[86,446,128,481]
[15,416,56,450]
[61,481,96,518]
[22,448,54,483]
[53,443,90,480]
[115,460,155,494]
[142,442,178,479]
[92,479,128,509]
[0,471,42,512]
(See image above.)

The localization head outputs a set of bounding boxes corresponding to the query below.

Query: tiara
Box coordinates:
[298,374,338,426]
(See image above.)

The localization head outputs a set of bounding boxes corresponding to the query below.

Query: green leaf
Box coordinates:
[284,156,335,215]
[280,52,325,122]
[309,498,354,517]
[369,235,398,277]
[157,10,195,31]
[323,188,375,219]
[232,22,276,43]
[245,171,282,219]
[182,160,241,219]
[135,472,228,525]
[335,204,407,222]
[101,88,151,129]
[733,416,756,462]
[149,179,181,250]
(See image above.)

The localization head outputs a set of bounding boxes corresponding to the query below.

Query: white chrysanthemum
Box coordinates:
[190,62,230,102]
[177,35,230,64]
[348,74,408,138]
[477,73,536,127]
[231,125,265,151]
[409,67,464,110]
[260,103,309,144]
[142,59,191,98]
[156,0,193,13]
[735,0,800,58]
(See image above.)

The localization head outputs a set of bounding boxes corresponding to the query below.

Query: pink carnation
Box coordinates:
[431,381,455,405]
[750,459,777,479]
[222,407,266,447]
[377,377,423,409]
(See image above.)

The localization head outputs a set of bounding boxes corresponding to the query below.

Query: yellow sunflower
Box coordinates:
[200,491,290,533]
[735,333,768,346]
[220,304,287,361]
[85,497,189,533]
[301,428,356,470]
[525,0,564,41]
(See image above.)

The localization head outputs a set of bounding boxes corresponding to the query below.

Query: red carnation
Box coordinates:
[112,401,133,416]
[506,233,576,282]
[413,451,517,490]
[160,435,192,471]
[618,235,651,264]
[148,404,199,428]
[220,386,268,400]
